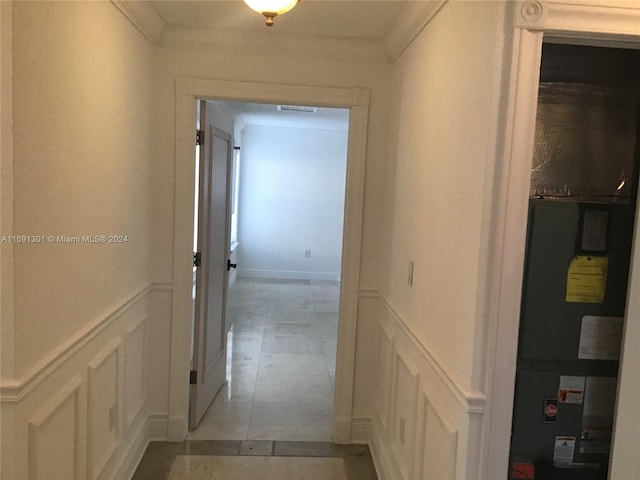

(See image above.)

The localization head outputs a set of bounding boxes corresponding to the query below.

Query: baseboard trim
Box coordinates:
[350,417,372,444]
[167,414,187,442]
[369,418,401,480]
[237,269,340,282]
[333,416,353,444]
[112,414,168,480]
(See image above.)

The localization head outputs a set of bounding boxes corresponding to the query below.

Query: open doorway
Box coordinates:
[169,78,369,445]
[189,100,350,441]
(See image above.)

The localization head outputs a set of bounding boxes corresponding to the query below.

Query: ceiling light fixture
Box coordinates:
[243,0,301,27]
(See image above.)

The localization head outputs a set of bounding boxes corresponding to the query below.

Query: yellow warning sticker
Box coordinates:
[566,256,608,304]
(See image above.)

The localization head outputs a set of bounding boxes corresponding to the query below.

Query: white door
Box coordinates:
[190,100,233,429]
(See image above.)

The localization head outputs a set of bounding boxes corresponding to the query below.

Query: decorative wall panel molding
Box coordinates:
[87,339,121,480]
[28,376,82,480]
[389,348,420,480]
[124,316,146,429]
[374,324,394,434]
[416,393,458,480]
[0,283,162,402]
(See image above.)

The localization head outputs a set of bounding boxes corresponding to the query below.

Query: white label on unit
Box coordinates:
[578,316,623,360]
[554,436,576,466]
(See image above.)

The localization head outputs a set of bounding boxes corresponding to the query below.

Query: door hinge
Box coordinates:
[190,370,198,385]
[193,252,202,267]
[196,129,204,146]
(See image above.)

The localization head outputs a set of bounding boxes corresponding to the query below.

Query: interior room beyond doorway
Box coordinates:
[190,101,350,441]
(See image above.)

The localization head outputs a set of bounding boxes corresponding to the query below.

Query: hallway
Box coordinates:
[189,278,339,441]
[129,279,372,479]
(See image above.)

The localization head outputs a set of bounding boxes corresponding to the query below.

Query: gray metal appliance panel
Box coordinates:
[518,201,634,362]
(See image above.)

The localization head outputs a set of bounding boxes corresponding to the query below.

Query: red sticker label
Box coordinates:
[543,397,559,423]
[512,462,535,479]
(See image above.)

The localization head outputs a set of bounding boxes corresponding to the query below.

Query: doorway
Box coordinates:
[507,42,640,480]
[189,100,349,441]
[482,5,640,477]
[168,78,370,444]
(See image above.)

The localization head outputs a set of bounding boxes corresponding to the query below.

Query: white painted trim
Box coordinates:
[482,1,640,478]
[28,376,82,480]
[414,392,458,480]
[366,290,486,415]
[110,0,165,44]
[0,284,167,402]
[370,417,402,480]
[480,24,543,480]
[0,0,15,390]
[111,414,168,480]
[350,418,372,445]
[87,338,122,480]
[169,78,370,444]
[383,0,448,61]
[237,269,340,282]
[389,347,420,480]
[124,317,147,430]
[160,25,390,64]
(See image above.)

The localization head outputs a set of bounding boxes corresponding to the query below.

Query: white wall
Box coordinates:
[369,2,507,479]
[1,2,160,479]
[237,125,348,281]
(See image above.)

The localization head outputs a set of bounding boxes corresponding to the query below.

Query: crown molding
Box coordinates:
[110,0,454,65]
[384,0,448,61]
[111,0,165,44]
[159,25,391,64]
[515,0,640,39]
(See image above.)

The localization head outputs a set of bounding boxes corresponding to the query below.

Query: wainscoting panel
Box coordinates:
[2,284,167,480]
[28,376,82,480]
[390,349,419,480]
[363,291,486,480]
[374,324,394,435]
[87,338,121,480]
[417,394,458,480]
[124,316,146,430]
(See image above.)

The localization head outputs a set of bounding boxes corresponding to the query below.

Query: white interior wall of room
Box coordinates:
[385,0,506,394]
[237,124,348,282]
[483,2,640,479]
[2,2,158,480]
[12,0,153,381]
[368,2,508,478]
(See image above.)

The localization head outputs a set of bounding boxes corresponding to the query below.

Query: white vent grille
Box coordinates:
[277,105,318,113]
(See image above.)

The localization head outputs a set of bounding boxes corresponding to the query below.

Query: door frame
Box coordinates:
[481,2,640,478]
[167,77,370,443]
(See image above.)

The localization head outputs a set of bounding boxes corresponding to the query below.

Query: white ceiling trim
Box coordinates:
[159,25,391,63]
[110,0,165,44]
[112,1,449,64]
[384,0,448,61]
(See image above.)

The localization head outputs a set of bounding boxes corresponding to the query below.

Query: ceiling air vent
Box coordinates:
[277,105,318,113]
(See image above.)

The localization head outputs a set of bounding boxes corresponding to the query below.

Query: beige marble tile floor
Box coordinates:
[169,455,348,480]
[189,278,340,442]
[131,441,378,480]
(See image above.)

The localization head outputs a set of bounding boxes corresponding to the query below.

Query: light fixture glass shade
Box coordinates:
[243,0,300,26]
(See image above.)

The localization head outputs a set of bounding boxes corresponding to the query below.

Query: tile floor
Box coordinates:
[189,278,340,441]
[132,440,378,480]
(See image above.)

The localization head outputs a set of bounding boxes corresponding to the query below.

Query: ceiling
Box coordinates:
[217,101,350,131]
[117,1,443,125]
[150,1,408,41]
